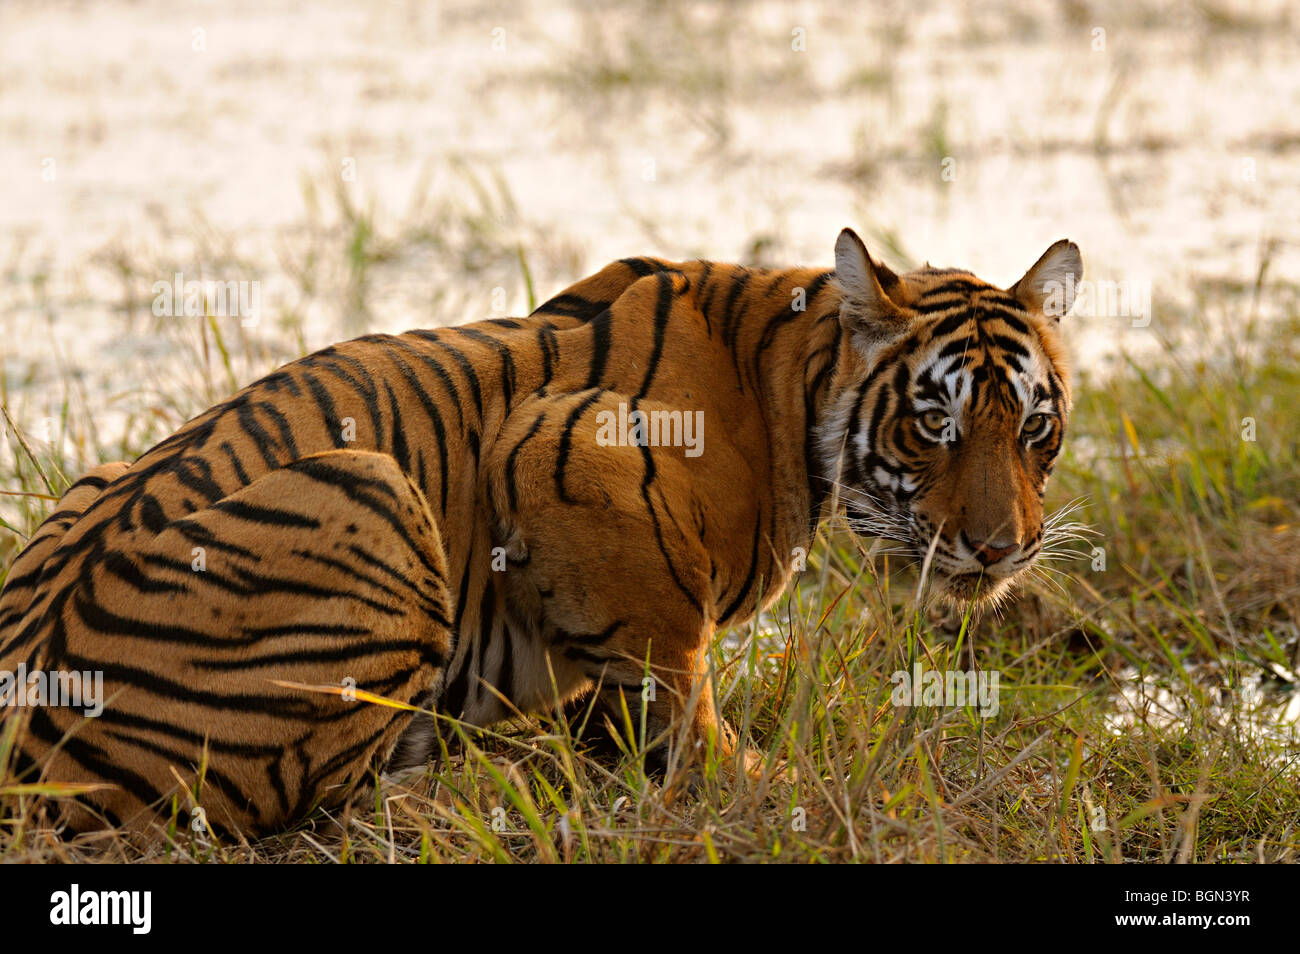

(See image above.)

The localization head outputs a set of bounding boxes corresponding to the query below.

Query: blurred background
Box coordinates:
[1,0,1298,490]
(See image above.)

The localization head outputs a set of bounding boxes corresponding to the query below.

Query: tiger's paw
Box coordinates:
[737,747,797,785]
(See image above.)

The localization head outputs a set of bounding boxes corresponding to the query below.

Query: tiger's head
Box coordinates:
[819,227,1082,605]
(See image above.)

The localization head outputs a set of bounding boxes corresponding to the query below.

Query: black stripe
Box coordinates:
[190,638,442,672]
[386,337,466,431]
[64,473,113,493]
[384,381,413,475]
[637,447,705,617]
[990,333,1031,358]
[220,440,252,485]
[210,499,320,528]
[618,257,658,276]
[235,400,285,470]
[634,271,675,401]
[752,271,833,374]
[305,351,386,448]
[254,400,301,459]
[555,390,606,505]
[417,335,484,423]
[555,620,624,645]
[344,544,450,626]
[697,261,715,336]
[536,326,556,381]
[101,550,189,595]
[719,521,762,623]
[139,494,168,533]
[376,347,452,514]
[174,456,225,503]
[59,649,324,718]
[530,292,609,319]
[302,371,348,448]
[505,413,546,511]
[585,308,613,390]
[457,327,517,410]
[723,270,752,380]
[25,706,167,812]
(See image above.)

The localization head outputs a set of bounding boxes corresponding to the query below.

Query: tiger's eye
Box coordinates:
[1022,413,1049,437]
[920,410,948,434]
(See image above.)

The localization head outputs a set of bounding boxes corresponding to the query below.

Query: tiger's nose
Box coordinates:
[961,532,1019,566]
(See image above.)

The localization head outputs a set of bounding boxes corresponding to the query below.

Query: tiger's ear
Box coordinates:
[1009,239,1083,320]
[833,228,912,352]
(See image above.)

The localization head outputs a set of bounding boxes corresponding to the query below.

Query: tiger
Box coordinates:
[0,227,1082,837]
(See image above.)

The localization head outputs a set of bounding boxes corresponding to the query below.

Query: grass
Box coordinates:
[1,247,1297,862]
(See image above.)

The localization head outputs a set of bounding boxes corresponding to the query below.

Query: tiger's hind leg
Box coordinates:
[22,450,453,837]
[1,462,131,811]
[0,461,131,646]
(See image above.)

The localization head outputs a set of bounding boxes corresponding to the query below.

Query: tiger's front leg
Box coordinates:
[486,391,762,777]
